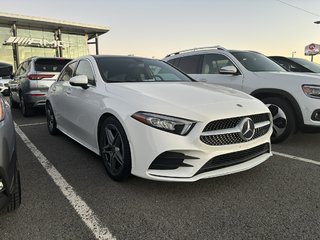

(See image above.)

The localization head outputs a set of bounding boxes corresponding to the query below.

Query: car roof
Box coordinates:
[23,56,73,62]
[92,55,156,61]
[164,48,260,59]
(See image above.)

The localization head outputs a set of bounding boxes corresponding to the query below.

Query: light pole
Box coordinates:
[313,21,320,62]
[291,51,296,57]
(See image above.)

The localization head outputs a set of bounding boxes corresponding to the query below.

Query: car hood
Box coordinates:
[252,71,320,84]
[106,82,269,121]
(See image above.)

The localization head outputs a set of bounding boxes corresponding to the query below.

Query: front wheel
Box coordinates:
[262,97,296,143]
[0,170,21,215]
[99,117,132,181]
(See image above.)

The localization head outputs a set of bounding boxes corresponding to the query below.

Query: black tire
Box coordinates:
[262,97,296,143]
[9,92,19,109]
[0,170,21,215]
[46,103,60,135]
[20,94,34,117]
[99,116,131,181]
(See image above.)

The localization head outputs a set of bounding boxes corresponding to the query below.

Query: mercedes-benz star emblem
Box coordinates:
[239,118,255,141]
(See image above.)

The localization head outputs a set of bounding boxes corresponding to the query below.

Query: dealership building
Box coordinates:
[0,12,109,69]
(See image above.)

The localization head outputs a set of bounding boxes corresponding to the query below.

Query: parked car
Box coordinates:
[163,46,320,143]
[0,64,21,214]
[0,62,13,96]
[46,55,272,182]
[269,56,320,74]
[0,78,10,96]
[9,57,71,116]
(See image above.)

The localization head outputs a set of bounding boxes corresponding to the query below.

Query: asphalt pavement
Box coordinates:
[0,104,319,240]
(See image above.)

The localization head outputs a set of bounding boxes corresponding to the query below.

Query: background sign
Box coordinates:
[3,37,69,49]
[304,43,320,56]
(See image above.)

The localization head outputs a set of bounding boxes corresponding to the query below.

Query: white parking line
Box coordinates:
[273,151,320,166]
[14,123,116,240]
[18,122,47,127]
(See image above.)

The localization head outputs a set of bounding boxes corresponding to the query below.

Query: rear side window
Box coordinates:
[35,58,71,72]
[167,59,178,67]
[177,55,201,74]
[16,61,30,76]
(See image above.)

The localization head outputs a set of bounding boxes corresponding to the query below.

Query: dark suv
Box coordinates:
[0,63,21,214]
[9,57,71,116]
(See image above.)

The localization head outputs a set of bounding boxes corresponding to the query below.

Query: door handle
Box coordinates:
[65,87,72,94]
[199,79,207,82]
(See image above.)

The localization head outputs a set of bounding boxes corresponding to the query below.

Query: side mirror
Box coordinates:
[219,66,238,75]
[70,75,89,89]
[0,63,13,77]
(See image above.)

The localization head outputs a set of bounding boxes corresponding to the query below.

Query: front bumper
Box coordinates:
[299,96,320,127]
[126,116,272,182]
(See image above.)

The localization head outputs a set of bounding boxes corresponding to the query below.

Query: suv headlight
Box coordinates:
[302,85,320,99]
[0,98,5,121]
[132,111,196,135]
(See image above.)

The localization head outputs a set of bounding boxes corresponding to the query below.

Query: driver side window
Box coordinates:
[58,62,77,82]
[75,60,96,86]
[201,54,235,74]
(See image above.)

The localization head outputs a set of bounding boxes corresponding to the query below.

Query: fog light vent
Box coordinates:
[149,151,198,170]
[311,110,320,121]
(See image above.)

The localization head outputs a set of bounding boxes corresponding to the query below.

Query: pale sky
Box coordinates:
[2,0,320,62]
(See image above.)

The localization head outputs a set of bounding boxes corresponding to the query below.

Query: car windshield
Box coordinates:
[231,51,286,72]
[95,57,192,83]
[290,58,320,73]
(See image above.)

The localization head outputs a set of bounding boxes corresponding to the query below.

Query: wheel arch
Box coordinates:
[97,112,131,147]
[251,88,304,128]
[97,112,117,144]
[45,99,51,106]
[96,112,134,176]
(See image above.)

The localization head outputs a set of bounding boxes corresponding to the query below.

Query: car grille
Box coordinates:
[200,113,271,146]
[195,143,270,175]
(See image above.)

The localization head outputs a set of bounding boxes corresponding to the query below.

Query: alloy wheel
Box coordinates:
[47,107,54,132]
[266,103,287,138]
[101,124,125,176]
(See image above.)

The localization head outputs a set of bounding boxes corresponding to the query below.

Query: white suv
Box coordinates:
[163,46,320,143]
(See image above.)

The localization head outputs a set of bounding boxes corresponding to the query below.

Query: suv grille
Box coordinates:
[200,113,271,146]
[196,143,270,175]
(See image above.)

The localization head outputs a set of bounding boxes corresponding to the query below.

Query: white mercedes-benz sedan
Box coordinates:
[46,55,272,182]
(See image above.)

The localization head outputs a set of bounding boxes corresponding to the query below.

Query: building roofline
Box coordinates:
[0,12,110,39]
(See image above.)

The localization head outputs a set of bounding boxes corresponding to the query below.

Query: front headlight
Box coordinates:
[132,111,196,136]
[0,98,5,121]
[302,85,320,99]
